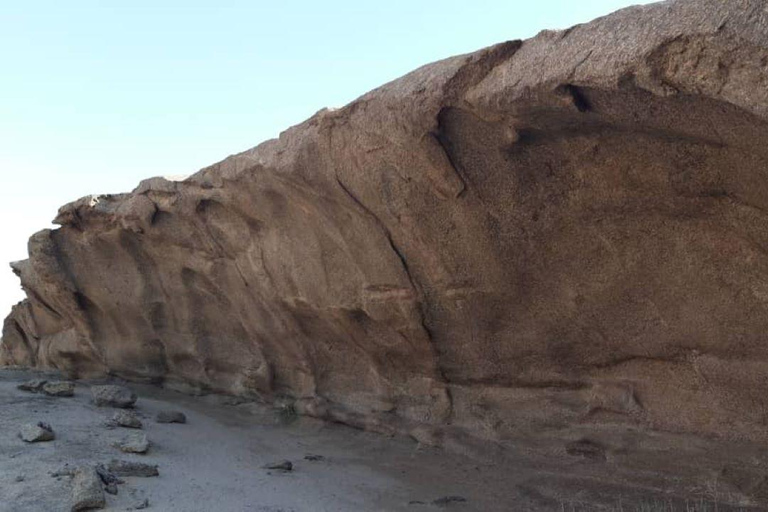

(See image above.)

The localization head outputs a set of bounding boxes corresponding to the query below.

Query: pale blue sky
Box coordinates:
[0,0,651,316]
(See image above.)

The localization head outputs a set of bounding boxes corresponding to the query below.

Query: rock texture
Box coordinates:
[3,0,768,447]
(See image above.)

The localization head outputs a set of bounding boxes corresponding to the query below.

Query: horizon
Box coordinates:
[0,0,652,318]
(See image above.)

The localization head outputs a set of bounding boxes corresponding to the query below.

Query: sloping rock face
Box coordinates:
[4,0,768,446]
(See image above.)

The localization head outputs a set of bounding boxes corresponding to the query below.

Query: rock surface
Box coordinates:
[3,0,768,448]
[91,385,136,408]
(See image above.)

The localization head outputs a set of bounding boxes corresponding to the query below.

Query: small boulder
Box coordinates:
[111,410,142,429]
[116,433,149,454]
[71,466,106,511]
[20,422,55,443]
[17,379,47,393]
[107,460,159,478]
[91,385,136,408]
[42,381,75,397]
[155,410,186,424]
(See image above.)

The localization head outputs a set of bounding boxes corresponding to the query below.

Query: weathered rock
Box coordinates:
[107,460,159,478]
[115,432,149,454]
[70,466,106,511]
[4,0,768,447]
[42,380,75,397]
[17,379,47,393]
[91,385,136,408]
[20,422,55,443]
[111,410,142,429]
[155,410,186,424]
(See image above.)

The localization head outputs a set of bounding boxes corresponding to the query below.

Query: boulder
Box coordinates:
[115,433,149,454]
[4,0,768,447]
[111,410,142,429]
[42,381,75,397]
[70,466,106,511]
[91,385,136,408]
[20,422,55,443]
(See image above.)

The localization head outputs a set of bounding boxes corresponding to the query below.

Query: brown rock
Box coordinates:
[3,0,768,446]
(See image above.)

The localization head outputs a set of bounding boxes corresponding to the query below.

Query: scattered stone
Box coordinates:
[107,460,159,477]
[155,410,186,424]
[20,422,55,443]
[42,380,75,397]
[15,474,25,483]
[304,454,325,462]
[433,496,467,507]
[111,410,142,429]
[263,460,293,472]
[116,432,149,454]
[91,385,137,408]
[104,483,118,495]
[565,439,606,461]
[71,466,106,511]
[17,379,47,392]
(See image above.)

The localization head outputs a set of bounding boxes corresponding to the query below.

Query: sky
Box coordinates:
[0,0,653,317]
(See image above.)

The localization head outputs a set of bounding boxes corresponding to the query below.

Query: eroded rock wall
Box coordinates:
[4,0,768,445]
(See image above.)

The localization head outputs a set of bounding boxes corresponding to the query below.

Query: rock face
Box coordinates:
[3,0,768,446]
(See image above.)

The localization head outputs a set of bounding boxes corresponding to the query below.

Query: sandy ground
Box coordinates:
[0,370,519,512]
[2,369,767,512]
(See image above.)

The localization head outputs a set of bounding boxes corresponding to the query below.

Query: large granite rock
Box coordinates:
[3,0,768,446]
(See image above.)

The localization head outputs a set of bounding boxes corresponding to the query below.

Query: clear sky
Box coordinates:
[0,0,652,317]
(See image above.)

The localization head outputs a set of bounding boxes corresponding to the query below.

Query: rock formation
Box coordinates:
[4,0,768,447]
